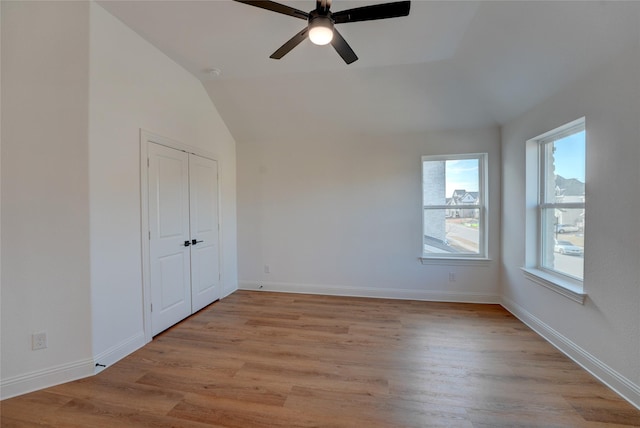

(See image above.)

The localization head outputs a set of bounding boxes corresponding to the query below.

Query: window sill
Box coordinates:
[420,257,491,266]
[521,267,586,304]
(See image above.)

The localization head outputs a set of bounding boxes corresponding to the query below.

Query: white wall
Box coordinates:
[237,128,501,302]
[88,2,237,366]
[501,43,640,407]
[0,1,237,398]
[1,1,94,397]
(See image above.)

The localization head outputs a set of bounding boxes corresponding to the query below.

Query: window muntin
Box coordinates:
[422,154,487,259]
[538,122,585,281]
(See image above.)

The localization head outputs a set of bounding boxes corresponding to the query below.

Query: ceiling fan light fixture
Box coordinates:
[308,16,334,45]
[234,0,411,64]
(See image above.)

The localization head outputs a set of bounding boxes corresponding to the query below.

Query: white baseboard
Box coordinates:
[221,285,238,299]
[502,296,640,410]
[0,332,147,400]
[0,358,95,400]
[239,280,500,304]
[92,331,146,374]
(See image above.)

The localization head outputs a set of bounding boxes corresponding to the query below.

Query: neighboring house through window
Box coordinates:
[422,154,487,259]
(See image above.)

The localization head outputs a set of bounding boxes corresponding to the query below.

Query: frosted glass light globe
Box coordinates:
[309,25,333,45]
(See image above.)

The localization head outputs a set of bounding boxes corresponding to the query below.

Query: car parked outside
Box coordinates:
[554,240,584,256]
[555,224,579,233]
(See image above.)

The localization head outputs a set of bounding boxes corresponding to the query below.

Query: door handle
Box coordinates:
[191,239,204,245]
[183,240,191,247]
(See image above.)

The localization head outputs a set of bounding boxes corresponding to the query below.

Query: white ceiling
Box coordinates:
[98,0,640,142]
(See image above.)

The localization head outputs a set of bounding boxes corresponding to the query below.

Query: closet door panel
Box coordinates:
[148,143,192,335]
[189,154,220,312]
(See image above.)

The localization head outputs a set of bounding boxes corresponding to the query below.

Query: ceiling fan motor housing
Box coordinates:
[309,11,334,31]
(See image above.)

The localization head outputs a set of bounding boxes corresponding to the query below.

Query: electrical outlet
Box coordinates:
[32,332,47,350]
[448,272,456,282]
[264,265,270,274]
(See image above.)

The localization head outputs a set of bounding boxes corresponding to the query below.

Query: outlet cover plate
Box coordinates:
[32,332,47,350]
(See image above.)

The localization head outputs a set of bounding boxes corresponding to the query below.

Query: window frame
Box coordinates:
[421,153,488,261]
[523,117,586,303]
[536,121,585,282]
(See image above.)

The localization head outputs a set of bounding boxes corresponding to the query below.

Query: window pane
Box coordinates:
[424,208,480,255]
[446,159,479,200]
[422,158,480,206]
[543,130,586,203]
[541,207,584,280]
[422,154,485,258]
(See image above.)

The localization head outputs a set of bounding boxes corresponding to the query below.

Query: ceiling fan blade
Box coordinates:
[270,27,309,59]
[332,1,410,24]
[330,28,358,64]
[234,0,308,20]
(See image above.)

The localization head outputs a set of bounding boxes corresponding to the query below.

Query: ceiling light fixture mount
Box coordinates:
[205,68,222,77]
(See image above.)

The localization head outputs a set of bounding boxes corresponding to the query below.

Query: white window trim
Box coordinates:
[521,267,586,304]
[420,257,491,266]
[421,153,488,261]
[524,117,586,303]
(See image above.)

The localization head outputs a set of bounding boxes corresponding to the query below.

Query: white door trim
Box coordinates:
[140,129,222,343]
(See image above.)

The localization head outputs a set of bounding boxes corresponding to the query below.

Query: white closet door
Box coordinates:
[148,143,192,336]
[189,154,220,312]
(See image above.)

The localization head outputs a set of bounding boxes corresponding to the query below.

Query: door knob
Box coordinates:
[191,239,204,245]
[183,241,191,247]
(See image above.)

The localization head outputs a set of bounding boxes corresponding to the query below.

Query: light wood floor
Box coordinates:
[2,290,639,427]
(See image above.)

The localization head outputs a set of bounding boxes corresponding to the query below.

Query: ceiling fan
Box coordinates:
[234,0,411,64]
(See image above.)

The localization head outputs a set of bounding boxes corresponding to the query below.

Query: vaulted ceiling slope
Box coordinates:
[98,1,640,142]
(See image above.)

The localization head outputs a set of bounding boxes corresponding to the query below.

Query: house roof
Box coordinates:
[97,1,640,143]
[465,192,478,200]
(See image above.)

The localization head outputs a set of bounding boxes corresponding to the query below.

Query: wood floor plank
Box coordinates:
[169,392,392,428]
[47,375,185,415]
[565,394,640,425]
[234,360,390,395]
[0,390,72,425]
[136,367,291,407]
[41,397,219,428]
[2,290,639,427]
[285,385,473,428]
[0,416,56,428]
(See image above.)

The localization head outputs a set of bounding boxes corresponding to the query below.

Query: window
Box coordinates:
[536,119,585,282]
[422,154,487,259]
